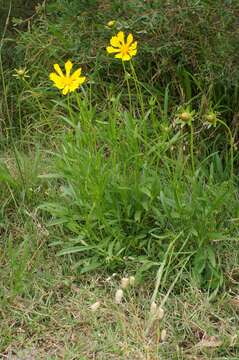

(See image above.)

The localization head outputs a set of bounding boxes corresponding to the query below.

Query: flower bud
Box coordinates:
[107,20,116,27]
[206,114,215,122]
[180,112,191,121]
[205,113,217,127]
[129,276,135,286]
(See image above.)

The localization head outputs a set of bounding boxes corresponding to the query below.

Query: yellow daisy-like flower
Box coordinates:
[49,60,86,95]
[106,31,137,61]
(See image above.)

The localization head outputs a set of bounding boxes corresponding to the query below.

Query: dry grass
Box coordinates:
[1,265,239,359]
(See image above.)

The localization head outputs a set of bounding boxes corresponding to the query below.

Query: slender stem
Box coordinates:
[190,122,195,173]
[67,93,76,127]
[122,61,132,114]
[218,119,234,178]
[0,2,12,142]
[130,61,145,117]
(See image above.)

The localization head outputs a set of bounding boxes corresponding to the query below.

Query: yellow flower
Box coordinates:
[106,31,137,61]
[49,60,86,95]
[107,20,116,28]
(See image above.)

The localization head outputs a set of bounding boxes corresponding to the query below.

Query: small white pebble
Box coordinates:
[121,277,130,289]
[115,289,124,304]
[161,329,167,342]
[156,307,164,320]
[106,273,117,282]
[150,301,158,316]
[90,301,101,312]
[129,276,135,286]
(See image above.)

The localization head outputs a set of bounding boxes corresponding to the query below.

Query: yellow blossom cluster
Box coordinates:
[49,31,137,95]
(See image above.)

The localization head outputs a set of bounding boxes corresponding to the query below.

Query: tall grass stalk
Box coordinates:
[0,1,12,142]
[218,119,234,178]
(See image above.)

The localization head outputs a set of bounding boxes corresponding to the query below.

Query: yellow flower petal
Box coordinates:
[110,36,121,48]
[130,41,137,50]
[70,68,82,80]
[129,49,137,57]
[53,64,64,77]
[107,46,120,54]
[115,53,123,59]
[62,85,70,95]
[126,33,133,46]
[65,60,73,77]
[78,76,86,84]
[117,31,125,44]
[122,54,131,61]
[115,52,131,61]
[69,77,86,92]
[49,73,65,89]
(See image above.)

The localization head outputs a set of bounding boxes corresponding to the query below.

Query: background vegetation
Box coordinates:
[0,0,239,358]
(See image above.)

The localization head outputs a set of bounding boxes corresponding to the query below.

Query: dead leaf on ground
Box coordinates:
[195,335,222,348]
[230,295,239,309]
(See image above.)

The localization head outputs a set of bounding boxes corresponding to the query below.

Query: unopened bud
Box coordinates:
[129,276,135,286]
[179,111,191,121]
[180,112,191,121]
[206,114,215,122]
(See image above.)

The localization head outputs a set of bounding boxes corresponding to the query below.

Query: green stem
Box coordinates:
[0,2,12,142]
[218,119,234,178]
[190,122,195,173]
[122,61,132,114]
[130,61,145,117]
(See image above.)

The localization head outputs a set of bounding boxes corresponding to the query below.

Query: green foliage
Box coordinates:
[2,0,239,137]
[0,0,238,293]
[0,3,239,357]
[41,93,238,290]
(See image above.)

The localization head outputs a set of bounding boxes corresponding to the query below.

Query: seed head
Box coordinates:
[13,67,29,80]
[180,112,191,121]
[204,112,218,127]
